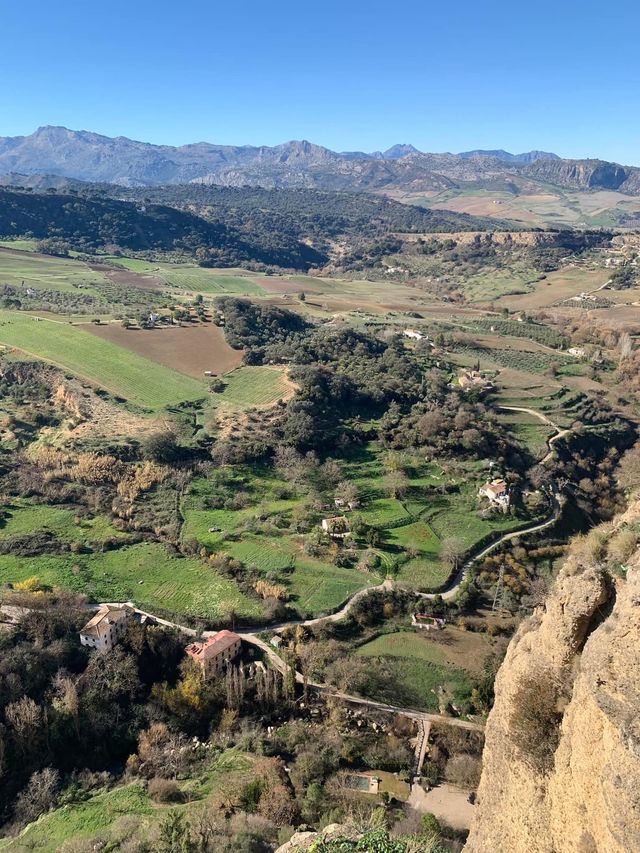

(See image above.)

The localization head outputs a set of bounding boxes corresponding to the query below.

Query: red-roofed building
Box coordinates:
[185,630,242,679]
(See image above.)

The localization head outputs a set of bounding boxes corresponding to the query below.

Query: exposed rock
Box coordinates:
[276,823,360,852]
[465,507,640,852]
[0,126,638,193]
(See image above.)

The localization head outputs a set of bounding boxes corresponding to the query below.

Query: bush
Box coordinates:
[147,777,183,803]
[444,753,482,788]
[509,670,564,772]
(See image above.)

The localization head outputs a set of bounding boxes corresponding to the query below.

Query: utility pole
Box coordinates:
[492,563,505,612]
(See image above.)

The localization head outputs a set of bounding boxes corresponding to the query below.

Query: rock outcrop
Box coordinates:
[466,508,640,853]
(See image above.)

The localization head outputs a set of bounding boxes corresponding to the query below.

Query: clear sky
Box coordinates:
[2,0,639,163]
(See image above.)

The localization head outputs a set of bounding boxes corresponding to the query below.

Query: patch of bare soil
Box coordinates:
[51,378,159,440]
[408,782,476,829]
[256,277,320,294]
[88,265,166,291]
[84,321,244,377]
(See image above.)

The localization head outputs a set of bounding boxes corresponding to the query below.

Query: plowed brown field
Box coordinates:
[85,321,243,377]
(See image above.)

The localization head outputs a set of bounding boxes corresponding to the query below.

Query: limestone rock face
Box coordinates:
[466,522,640,853]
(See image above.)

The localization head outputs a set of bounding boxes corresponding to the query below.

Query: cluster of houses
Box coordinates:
[79,605,242,680]
[320,493,362,540]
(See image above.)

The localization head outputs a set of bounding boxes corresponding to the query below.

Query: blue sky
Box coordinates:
[2,0,639,163]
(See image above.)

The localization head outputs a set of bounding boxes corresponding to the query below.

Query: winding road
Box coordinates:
[90,403,573,730]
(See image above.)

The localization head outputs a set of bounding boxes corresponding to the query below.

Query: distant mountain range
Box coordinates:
[0,126,639,196]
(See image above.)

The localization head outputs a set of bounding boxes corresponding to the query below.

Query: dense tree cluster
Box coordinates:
[215,297,311,350]
[0,189,326,270]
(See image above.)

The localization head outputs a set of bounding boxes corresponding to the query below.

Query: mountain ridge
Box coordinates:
[3,126,636,195]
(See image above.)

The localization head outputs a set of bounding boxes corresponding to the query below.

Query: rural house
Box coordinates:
[185,630,242,679]
[478,478,510,511]
[321,516,351,539]
[79,604,135,652]
[458,370,494,393]
[412,614,447,631]
[404,328,424,341]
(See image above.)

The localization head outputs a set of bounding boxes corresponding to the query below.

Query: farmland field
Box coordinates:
[0,542,264,620]
[0,248,106,293]
[0,312,206,409]
[225,537,375,615]
[155,264,266,295]
[85,320,244,377]
[356,631,473,712]
[216,366,294,408]
[0,502,125,545]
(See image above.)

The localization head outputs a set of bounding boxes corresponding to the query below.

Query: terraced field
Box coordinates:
[0,312,206,410]
[225,537,374,615]
[0,542,264,620]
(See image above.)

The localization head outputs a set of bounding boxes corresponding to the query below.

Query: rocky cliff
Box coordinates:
[465,508,640,853]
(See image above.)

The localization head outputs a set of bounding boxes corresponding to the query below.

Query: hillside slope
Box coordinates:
[0,188,327,269]
[465,506,640,853]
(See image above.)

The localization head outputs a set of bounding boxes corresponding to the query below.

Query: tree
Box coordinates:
[440,536,464,573]
[384,470,409,499]
[13,767,60,826]
[158,810,195,853]
[5,696,43,758]
[142,431,181,464]
[335,480,359,504]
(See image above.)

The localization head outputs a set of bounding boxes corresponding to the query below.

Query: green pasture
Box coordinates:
[0,503,124,544]
[216,366,292,408]
[0,249,105,294]
[156,264,265,295]
[0,750,255,852]
[0,541,263,620]
[0,311,206,409]
[356,631,472,712]
[0,239,38,252]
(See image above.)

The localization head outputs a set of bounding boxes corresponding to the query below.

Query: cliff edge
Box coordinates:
[466,506,640,853]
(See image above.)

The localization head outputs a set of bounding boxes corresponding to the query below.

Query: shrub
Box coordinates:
[509,669,564,772]
[443,753,482,788]
[147,777,183,803]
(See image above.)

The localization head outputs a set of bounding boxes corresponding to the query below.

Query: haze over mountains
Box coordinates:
[2,126,640,195]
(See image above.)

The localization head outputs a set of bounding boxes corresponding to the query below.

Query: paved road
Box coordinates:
[91,402,576,732]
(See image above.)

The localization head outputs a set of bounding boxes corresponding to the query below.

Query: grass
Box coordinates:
[0,250,106,294]
[181,474,375,615]
[0,503,125,544]
[0,784,153,851]
[178,440,539,618]
[216,366,292,408]
[0,311,206,410]
[156,264,265,295]
[0,750,256,851]
[224,537,374,615]
[0,239,38,252]
[357,631,448,664]
[0,542,264,620]
[356,631,472,712]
